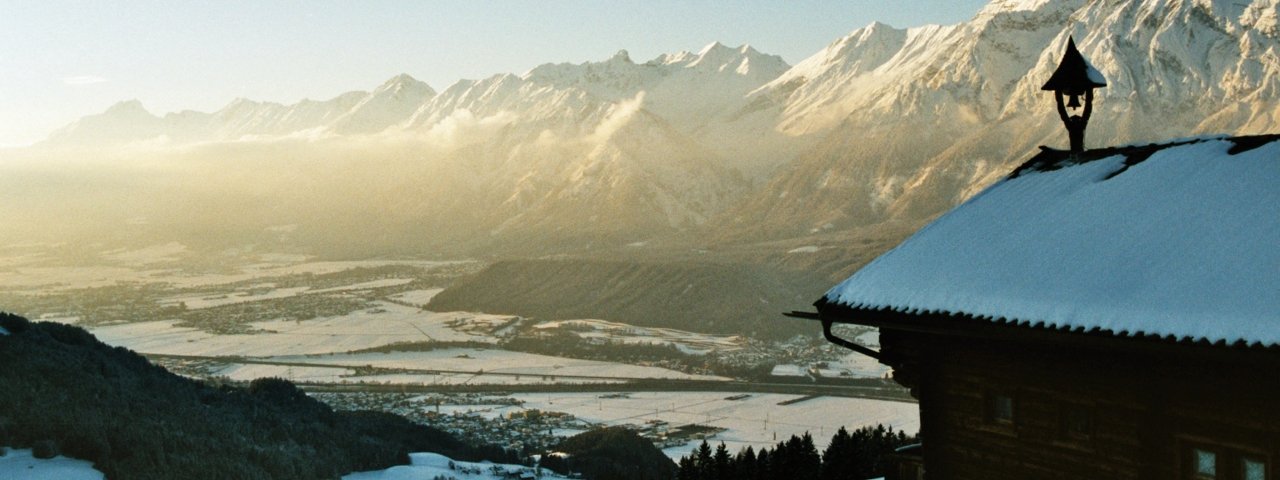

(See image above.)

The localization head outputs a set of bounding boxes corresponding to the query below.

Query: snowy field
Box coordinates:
[533,319,746,354]
[345,452,566,480]
[159,278,417,310]
[213,363,357,383]
[387,288,444,307]
[272,349,727,381]
[0,448,103,480]
[0,256,465,291]
[87,303,520,356]
[417,391,919,460]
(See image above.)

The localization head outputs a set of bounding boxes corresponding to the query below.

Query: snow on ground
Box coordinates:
[343,373,625,386]
[0,266,164,291]
[344,452,567,480]
[770,365,805,377]
[0,326,8,336]
[0,448,104,480]
[533,319,745,354]
[786,245,825,254]
[212,362,626,386]
[213,364,356,383]
[837,352,890,378]
[835,329,889,378]
[762,330,885,378]
[386,288,444,307]
[273,349,727,381]
[825,139,1280,345]
[854,330,879,348]
[161,286,311,309]
[421,392,919,460]
[159,278,414,310]
[310,278,415,294]
[88,303,515,357]
[0,259,465,290]
[101,242,188,265]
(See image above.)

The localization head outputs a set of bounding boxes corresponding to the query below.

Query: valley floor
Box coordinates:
[0,251,917,460]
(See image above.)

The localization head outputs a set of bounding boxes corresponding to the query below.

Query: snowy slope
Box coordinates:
[0,448,104,480]
[44,78,425,145]
[823,137,1280,346]
[345,452,567,480]
[34,0,1280,250]
[329,74,437,134]
[44,100,166,146]
[723,0,1280,240]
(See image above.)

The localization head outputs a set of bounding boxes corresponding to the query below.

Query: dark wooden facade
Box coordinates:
[814,307,1280,480]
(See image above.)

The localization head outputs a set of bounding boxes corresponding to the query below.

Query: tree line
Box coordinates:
[676,424,917,480]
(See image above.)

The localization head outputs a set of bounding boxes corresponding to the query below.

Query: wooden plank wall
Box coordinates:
[880,328,1280,480]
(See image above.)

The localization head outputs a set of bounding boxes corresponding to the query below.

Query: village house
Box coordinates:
[791,38,1280,480]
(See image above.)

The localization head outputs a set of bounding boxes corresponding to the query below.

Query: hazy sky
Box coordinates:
[0,1,989,146]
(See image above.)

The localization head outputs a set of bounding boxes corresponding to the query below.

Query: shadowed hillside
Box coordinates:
[541,427,677,480]
[428,259,830,340]
[0,313,514,480]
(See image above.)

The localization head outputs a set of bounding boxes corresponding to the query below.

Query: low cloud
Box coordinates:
[590,91,646,142]
[423,109,519,147]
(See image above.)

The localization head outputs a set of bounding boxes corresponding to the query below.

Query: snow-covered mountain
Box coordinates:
[45,75,434,145]
[717,0,1280,240]
[330,74,437,134]
[34,0,1280,253]
[41,43,791,251]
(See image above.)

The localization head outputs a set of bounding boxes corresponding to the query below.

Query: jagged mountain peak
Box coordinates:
[977,0,1060,17]
[720,0,1280,244]
[373,73,434,95]
[103,99,153,116]
[383,72,420,85]
[609,49,634,63]
[1239,0,1280,31]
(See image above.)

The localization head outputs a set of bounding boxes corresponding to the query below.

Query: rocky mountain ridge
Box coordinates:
[30,0,1280,254]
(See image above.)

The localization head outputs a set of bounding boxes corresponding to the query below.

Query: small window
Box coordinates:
[1062,404,1093,439]
[986,393,1014,424]
[1244,458,1266,480]
[1192,448,1217,479]
[1183,443,1267,480]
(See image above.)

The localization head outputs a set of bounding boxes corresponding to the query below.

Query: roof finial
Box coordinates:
[1042,36,1107,153]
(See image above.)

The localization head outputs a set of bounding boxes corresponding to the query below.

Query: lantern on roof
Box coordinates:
[1042,36,1106,153]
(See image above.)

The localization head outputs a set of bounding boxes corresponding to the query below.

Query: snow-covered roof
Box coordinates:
[821,136,1280,347]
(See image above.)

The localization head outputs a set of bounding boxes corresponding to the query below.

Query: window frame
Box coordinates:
[1180,438,1271,480]
[983,390,1016,426]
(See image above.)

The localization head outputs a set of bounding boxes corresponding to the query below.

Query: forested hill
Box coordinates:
[427,259,830,340]
[0,312,514,480]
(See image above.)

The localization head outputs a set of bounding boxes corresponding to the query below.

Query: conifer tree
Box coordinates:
[695,440,713,479]
[677,456,697,480]
[736,446,757,480]
[713,442,731,480]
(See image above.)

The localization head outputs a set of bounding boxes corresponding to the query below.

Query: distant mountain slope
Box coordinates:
[715,0,1280,241]
[0,313,512,480]
[44,75,434,145]
[27,0,1280,254]
[427,259,829,339]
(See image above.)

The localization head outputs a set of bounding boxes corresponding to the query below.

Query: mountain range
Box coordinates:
[29,0,1280,260]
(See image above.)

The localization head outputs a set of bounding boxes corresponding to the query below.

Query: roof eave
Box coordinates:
[806,301,1277,358]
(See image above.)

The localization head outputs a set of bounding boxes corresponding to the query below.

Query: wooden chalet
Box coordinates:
[791,135,1280,480]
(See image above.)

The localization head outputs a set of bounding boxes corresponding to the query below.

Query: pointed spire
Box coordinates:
[1041,36,1106,94]
[1044,36,1106,153]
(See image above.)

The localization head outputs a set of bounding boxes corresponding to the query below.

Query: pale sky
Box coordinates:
[0,1,989,146]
